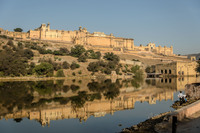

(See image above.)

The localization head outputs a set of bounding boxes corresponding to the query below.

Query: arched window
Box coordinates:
[182,71,184,75]
[178,71,181,75]
[169,69,171,74]
[169,78,172,83]
[161,70,163,74]
[165,69,167,74]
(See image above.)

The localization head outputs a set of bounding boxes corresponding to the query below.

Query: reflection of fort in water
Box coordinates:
[1,77,199,126]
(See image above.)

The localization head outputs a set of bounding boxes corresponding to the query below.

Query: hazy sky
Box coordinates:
[0,0,199,54]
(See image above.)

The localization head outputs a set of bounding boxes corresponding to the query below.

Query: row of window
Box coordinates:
[178,71,184,75]
[161,78,172,83]
[160,69,185,75]
[160,77,184,83]
[161,69,172,74]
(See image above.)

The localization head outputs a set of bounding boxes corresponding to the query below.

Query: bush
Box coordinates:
[0,49,28,76]
[62,61,70,69]
[70,62,80,70]
[87,60,118,74]
[30,62,35,68]
[196,61,200,73]
[7,40,14,47]
[0,72,4,77]
[85,50,101,59]
[33,62,53,77]
[46,49,53,54]
[107,61,116,69]
[104,68,111,74]
[71,45,86,57]
[59,47,70,55]
[103,52,119,63]
[53,50,63,55]
[78,70,82,74]
[134,69,144,79]
[52,62,62,71]
[78,55,87,62]
[56,69,65,77]
[72,72,76,76]
[115,68,120,74]
[87,62,99,72]
[38,48,47,54]
[23,49,34,59]
[94,51,101,59]
[17,42,23,48]
[131,65,140,74]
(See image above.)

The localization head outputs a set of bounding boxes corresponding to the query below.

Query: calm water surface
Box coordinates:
[0,77,199,133]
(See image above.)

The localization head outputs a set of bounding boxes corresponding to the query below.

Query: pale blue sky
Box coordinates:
[0,0,200,54]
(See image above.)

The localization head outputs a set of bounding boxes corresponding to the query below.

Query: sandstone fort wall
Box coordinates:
[0,23,173,56]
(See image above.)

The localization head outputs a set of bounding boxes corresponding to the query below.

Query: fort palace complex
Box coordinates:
[0,23,173,56]
[0,23,198,76]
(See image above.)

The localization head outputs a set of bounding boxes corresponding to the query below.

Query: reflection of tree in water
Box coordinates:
[70,91,87,109]
[70,91,102,111]
[87,79,121,100]
[14,118,23,123]
[55,80,65,90]
[70,85,80,93]
[33,81,54,95]
[63,85,70,93]
[0,80,72,114]
[0,79,131,118]
[0,82,33,113]
[122,74,144,89]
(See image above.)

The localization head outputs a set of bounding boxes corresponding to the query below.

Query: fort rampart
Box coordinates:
[0,23,173,56]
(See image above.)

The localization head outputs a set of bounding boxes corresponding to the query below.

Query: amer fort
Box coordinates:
[0,23,173,55]
[0,23,198,77]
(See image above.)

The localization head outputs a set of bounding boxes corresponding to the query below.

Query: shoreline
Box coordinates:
[0,74,135,82]
[0,75,93,82]
[121,99,200,133]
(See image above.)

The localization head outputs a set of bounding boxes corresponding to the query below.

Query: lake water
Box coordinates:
[0,77,199,133]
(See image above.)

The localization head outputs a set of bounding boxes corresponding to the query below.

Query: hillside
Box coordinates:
[0,37,143,78]
[0,36,192,78]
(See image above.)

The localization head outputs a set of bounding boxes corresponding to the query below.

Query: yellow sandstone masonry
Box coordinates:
[0,23,173,56]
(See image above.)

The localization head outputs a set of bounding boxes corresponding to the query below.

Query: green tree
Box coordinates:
[70,45,86,57]
[56,69,65,77]
[33,62,53,77]
[87,62,99,72]
[95,51,101,59]
[78,55,87,62]
[85,50,101,59]
[196,61,200,73]
[103,52,119,63]
[14,28,23,32]
[131,65,140,74]
[23,49,34,59]
[62,61,70,69]
[0,49,28,76]
[70,61,80,70]
[59,47,70,55]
